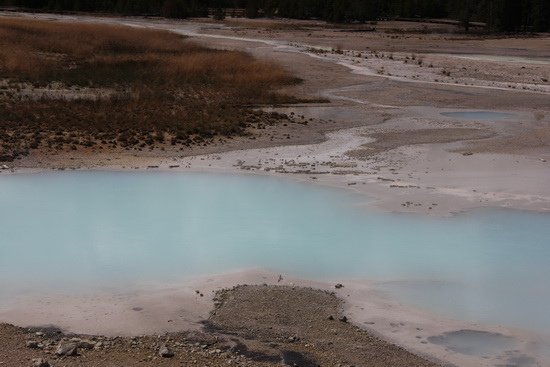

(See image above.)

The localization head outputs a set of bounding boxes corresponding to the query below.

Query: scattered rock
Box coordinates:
[158,345,174,358]
[462,152,473,156]
[26,340,40,349]
[77,339,96,350]
[55,342,78,356]
[334,283,344,289]
[31,358,49,367]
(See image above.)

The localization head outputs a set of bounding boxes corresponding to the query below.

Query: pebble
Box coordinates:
[31,358,49,367]
[56,342,78,356]
[78,339,96,350]
[26,340,40,349]
[158,345,174,358]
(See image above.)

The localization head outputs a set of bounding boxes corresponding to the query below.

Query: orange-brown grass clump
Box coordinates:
[0,17,301,162]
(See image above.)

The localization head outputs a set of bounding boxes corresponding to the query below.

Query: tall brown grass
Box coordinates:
[0,17,298,88]
[0,17,301,162]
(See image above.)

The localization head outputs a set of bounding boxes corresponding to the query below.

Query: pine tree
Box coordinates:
[160,0,186,18]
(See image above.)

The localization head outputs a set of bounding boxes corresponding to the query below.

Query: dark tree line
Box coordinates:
[1,0,548,32]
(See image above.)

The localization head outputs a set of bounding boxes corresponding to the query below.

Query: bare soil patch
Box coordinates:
[0,285,439,367]
[464,126,550,154]
[206,285,438,367]
[347,128,494,159]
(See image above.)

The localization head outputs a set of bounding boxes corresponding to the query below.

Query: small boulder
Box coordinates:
[339,316,348,323]
[26,340,40,349]
[158,345,174,358]
[334,283,344,289]
[56,342,78,356]
[31,358,50,367]
[77,339,95,350]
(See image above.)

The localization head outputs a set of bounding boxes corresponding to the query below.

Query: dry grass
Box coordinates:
[0,18,298,87]
[0,17,302,162]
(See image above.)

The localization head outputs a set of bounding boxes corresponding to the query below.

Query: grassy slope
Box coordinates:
[0,18,301,162]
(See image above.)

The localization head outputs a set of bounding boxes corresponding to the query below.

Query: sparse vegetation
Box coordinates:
[0,18,302,162]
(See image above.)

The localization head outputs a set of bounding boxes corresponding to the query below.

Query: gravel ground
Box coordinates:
[0,285,439,367]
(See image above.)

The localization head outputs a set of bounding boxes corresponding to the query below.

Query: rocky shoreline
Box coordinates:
[0,285,439,367]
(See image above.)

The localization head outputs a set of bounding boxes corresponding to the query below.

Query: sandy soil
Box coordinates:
[1,12,550,367]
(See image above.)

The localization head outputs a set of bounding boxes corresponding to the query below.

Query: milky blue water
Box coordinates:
[441,111,514,120]
[1,171,549,334]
